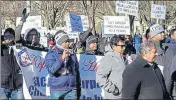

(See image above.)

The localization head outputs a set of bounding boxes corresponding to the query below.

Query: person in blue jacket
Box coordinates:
[45,30,80,100]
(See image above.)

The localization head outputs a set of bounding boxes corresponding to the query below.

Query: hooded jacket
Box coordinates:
[15,25,47,51]
[96,44,126,99]
[45,46,79,91]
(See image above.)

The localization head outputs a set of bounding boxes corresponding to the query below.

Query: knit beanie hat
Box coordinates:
[86,35,98,46]
[54,30,69,46]
[150,24,164,38]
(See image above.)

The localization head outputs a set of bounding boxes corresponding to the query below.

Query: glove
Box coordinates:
[20,8,30,22]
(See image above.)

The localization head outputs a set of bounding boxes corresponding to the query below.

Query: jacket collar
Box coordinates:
[134,56,150,68]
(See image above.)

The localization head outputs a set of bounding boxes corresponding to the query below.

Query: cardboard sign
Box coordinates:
[151,4,166,19]
[104,16,130,35]
[16,15,42,34]
[40,36,48,47]
[69,13,83,32]
[80,15,89,31]
[101,23,114,38]
[116,1,138,16]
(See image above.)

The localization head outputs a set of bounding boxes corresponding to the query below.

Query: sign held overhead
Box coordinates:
[116,1,138,17]
[151,4,166,20]
[69,13,83,32]
[104,16,130,35]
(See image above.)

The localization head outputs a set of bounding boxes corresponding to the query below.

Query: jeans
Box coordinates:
[50,90,76,100]
[1,88,24,100]
[135,44,140,54]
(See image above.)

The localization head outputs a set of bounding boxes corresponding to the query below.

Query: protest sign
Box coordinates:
[116,1,138,17]
[151,4,166,19]
[1,29,5,35]
[104,16,130,35]
[80,15,89,31]
[69,13,83,32]
[101,23,114,38]
[40,36,48,47]
[16,15,42,34]
[66,14,89,39]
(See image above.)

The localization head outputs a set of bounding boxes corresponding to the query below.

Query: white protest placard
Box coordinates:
[116,1,138,17]
[101,23,114,38]
[16,15,42,34]
[151,4,166,19]
[40,36,48,47]
[1,29,5,35]
[80,15,89,31]
[103,16,130,35]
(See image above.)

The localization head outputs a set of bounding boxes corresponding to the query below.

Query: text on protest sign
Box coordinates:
[80,15,89,31]
[116,1,138,17]
[103,16,130,35]
[66,14,89,39]
[101,23,114,38]
[151,4,166,20]
[16,16,42,34]
[40,36,48,47]
[69,13,83,32]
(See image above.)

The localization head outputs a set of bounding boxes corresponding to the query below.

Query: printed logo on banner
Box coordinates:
[18,48,33,67]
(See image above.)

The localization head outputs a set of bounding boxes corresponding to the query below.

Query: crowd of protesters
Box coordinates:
[1,8,176,100]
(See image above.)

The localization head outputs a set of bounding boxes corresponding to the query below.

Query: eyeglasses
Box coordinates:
[116,45,126,48]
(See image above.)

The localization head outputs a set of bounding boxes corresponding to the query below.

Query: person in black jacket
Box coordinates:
[122,40,171,99]
[1,28,24,99]
[15,8,48,52]
[84,35,104,55]
[78,19,104,55]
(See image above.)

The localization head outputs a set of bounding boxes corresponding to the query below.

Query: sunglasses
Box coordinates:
[64,40,70,43]
[4,35,14,40]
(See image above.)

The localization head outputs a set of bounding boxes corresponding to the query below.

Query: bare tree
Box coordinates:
[31,1,71,29]
[1,1,26,28]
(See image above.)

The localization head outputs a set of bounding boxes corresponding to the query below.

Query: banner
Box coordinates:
[151,4,166,19]
[16,15,42,34]
[104,16,130,35]
[13,47,104,99]
[116,1,138,17]
[14,47,50,99]
[77,54,103,99]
